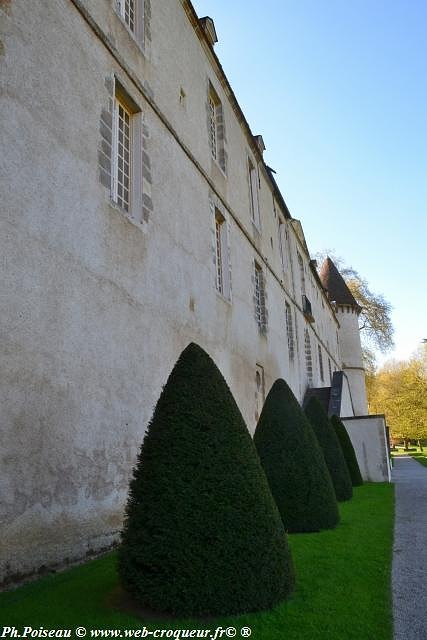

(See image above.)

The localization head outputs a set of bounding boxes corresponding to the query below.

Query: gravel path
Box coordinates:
[392,456,427,640]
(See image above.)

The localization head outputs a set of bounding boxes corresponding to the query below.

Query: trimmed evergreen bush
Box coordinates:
[331,414,364,486]
[254,379,339,533]
[118,343,295,617]
[305,397,353,502]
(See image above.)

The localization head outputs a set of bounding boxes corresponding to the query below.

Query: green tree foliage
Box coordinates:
[330,415,363,486]
[305,397,353,502]
[254,379,339,533]
[118,343,295,617]
[368,346,427,448]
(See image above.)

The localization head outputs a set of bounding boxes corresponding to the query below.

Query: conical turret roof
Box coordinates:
[319,257,359,308]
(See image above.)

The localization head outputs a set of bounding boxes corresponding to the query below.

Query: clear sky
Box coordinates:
[192,0,427,365]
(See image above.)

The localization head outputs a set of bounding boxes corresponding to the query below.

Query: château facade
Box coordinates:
[0,0,373,585]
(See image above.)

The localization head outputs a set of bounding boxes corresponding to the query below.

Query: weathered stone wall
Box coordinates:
[0,0,354,584]
[336,306,368,415]
[340,374,355,416]
[342,416,391,482]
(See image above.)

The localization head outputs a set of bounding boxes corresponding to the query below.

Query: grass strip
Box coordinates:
[0,483,394,640]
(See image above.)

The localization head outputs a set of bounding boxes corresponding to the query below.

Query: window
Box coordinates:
[115,1,146,48]
[254,262,266,330]
[208,93,218,161]
[304,328,313,387]
[118,0,136,32]
[285,302,295,361]
[111,84,143,221]
[248,158,260,228]
[215,213,223,293]
[207,84,226,173]
[214,209,231,299]
[293,308,299,354]
[297,252,306,296]
[278,221,287,272]
[255,364,265,422]
[318,345,324,382]
[112,99,131,211]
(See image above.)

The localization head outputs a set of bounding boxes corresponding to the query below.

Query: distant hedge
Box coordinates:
[119,343,295,616]
[305,397,353,502]
[331,415,363,486]
[254,379,339,532]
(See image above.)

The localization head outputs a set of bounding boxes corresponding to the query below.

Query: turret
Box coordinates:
[319,258,368,415]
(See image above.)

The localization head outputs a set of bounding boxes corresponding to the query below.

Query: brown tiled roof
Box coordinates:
[319,257,359,307]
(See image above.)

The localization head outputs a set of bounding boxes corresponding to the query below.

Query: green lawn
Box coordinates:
[0,483,394,640]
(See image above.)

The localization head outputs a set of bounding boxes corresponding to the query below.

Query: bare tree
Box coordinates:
[314,250,394,355]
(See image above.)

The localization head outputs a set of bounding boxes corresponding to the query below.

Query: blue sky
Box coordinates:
[192,0,427,364]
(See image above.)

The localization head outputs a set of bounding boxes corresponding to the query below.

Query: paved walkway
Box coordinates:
[392,456,427,640]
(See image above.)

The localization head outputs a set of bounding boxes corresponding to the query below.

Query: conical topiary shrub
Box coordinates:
[118,343,295,617]
[331,414,363,486]
[254,379,339,533]
[305,397,353,502]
